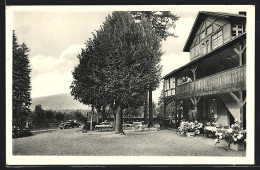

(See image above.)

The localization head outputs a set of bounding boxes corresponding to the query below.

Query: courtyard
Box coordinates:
[13,126,245,156]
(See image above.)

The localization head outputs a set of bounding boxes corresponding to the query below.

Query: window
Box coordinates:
[212,30,223,49]
[201,39,211,55]
[207,26,213,35]
[232,25,243,37]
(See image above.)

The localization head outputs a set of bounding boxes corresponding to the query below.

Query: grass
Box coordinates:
[13,125,246,156]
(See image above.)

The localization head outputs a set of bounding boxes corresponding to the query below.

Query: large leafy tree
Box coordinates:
[13,31,32,127]
[131,11,179,126]
[71,12,163,134]
[101,12,163,134]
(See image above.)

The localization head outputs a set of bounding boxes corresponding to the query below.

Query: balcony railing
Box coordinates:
[175,65,246,97]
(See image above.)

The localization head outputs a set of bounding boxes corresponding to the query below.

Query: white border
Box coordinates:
[6,5,255,165]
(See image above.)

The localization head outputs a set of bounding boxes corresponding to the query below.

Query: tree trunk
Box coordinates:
[148,88,154,127]
[115,104,124,134]
[96,107,100,123]
[113,113,116,130]
[90,105,94,131]
[144,90,148,124]
[101,105,106,122]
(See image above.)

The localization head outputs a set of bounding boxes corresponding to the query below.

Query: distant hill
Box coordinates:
[30,93,90,111]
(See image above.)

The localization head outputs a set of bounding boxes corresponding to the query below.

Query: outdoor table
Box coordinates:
[204,126,217,132]
[203,126,217,138]
[132,122,142,127]
[95,124,112,131]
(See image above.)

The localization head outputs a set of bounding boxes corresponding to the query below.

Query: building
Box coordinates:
[162,11,246,129]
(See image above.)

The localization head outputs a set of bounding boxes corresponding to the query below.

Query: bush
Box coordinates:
[12,127,32,138]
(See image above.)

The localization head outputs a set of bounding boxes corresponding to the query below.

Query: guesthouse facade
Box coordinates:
[163,11,246,129]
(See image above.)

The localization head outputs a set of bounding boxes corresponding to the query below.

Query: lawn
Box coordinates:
[12,126,245,156]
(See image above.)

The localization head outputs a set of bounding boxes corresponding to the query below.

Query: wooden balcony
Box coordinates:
[175,65,246,98]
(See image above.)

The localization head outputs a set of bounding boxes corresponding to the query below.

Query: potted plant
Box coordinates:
[186,122,196,137]
[215,121,246,151]
[178,121,189,137]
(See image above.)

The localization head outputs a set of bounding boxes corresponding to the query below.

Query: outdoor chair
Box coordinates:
[135,124,149,131]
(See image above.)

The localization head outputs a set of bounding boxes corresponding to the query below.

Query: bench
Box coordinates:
[95,124,113,131]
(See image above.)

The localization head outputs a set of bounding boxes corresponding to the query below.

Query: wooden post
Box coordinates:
[163,98,166,118]
[191,64,198,81]
[229,92,246,128]
[174,100,178,128]
[239,91,243,128]
[190,96,200,121]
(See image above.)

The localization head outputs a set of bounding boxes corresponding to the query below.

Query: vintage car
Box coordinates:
[59,120,81,129]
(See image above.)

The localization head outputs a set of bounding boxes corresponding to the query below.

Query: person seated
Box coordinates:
[186,76,192,83]
[182,77,186,84]
[182,76,192,84]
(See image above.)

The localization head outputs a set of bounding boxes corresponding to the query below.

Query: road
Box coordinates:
[13,127,246,156]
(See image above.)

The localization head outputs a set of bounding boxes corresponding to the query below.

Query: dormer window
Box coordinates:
[212,30,223,49]
[232,24,244,37]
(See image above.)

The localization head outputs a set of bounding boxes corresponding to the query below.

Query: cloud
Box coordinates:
[30,44,85,98]
[31,72,73,98]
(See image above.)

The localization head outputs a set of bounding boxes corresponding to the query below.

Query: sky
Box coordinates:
[11,6,241,103]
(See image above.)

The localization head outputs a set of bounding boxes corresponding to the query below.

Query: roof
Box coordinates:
[162,33,246,79]
[183,11,246,52]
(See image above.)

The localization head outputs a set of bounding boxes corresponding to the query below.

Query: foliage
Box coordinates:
[70,11,164,133]
[178,121,200,133]
[215,121,246,145]
[45,109,55,121]
[130,11,179,40]
[13,31,32,126]
[157,89,175,118]
[55,111,65,122]
[33,104,46,124]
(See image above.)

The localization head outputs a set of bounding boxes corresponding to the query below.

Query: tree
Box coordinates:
[34,105,46,124]
[130,11,179,127]
[45,109,55,122]
[13,31,32,127]
[71,12,163,134]
[55,111,64,122]
[101,12,163,134]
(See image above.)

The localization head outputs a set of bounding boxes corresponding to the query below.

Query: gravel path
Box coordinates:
[13,127,245,156]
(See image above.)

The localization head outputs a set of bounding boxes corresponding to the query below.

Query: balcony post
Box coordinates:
[229,91,246,128]
[174,100,178,128]
[191,64,198,81]
[239,91,243,128]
